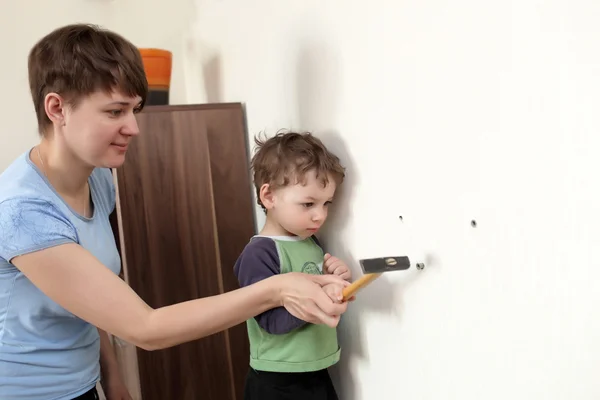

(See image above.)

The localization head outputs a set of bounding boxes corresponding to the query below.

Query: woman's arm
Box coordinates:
[12,243,347,350]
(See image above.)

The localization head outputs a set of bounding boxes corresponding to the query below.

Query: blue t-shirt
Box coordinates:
[0,149,121,400]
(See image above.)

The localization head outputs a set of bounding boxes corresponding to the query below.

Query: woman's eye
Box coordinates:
[108,109,123,117]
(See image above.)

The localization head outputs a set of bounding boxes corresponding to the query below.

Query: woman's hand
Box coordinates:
[322,282,345,303]
[323,281,356,303]
[277,272,350,328]
[102,378,132,400]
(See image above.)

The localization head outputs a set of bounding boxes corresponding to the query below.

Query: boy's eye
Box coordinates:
[325,201,332,206]
[302,203,314,208]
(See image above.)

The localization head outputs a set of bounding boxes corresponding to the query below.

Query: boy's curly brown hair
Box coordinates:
[251,131,345,211]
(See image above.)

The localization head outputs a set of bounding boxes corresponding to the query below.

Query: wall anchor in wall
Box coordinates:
[416,262,425,270]
[342,256,412,301]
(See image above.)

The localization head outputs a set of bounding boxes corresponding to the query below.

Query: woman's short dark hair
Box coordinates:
[28,23,148,135]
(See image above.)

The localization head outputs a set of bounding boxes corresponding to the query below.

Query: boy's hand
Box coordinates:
[323,253,352,282]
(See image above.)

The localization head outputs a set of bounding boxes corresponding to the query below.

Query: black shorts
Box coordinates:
[72,386,99,400]
[244,367,339,400]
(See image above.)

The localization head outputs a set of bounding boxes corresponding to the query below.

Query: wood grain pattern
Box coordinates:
[114,103,254,399]
[203,105,255,400]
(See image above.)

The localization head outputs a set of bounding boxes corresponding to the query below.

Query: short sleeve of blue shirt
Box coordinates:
[0,198,78,261]
[0,150,121,400]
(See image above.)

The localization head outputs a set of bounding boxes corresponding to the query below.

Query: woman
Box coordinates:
[0,24,349,400]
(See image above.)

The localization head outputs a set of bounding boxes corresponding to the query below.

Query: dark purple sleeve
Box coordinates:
[311,235,323,250]
[233,237,306,334]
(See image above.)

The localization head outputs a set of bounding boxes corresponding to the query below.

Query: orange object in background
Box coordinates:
[139,48,172,105]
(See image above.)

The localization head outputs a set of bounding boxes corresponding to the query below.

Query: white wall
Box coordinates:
[3,1,600,399]
[107,0,195,106]
[186,1,600,399]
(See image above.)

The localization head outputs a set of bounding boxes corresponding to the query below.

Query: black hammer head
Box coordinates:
[359,256,411,274]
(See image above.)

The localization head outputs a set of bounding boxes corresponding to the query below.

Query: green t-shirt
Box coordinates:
[233,235,341,372]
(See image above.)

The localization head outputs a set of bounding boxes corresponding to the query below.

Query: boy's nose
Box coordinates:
[312,209,327,222]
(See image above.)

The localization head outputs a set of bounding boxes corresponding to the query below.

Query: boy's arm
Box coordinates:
[234,238,307,334]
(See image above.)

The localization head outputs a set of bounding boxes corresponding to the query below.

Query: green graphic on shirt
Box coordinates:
[302,261,321,275]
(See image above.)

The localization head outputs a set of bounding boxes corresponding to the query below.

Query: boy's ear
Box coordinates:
[259,183,275,209]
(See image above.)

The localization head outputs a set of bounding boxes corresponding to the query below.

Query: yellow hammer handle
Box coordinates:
[342,273,382,301]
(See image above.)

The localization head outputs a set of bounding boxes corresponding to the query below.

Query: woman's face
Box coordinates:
[53,89,143,169]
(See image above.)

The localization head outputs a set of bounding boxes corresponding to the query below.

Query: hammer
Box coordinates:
[342,256,419,301]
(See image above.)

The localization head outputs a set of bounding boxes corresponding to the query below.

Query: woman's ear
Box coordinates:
[44,92,66,127]
[259,183,275,210]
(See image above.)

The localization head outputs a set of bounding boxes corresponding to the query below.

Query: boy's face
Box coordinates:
[263,170,337,238]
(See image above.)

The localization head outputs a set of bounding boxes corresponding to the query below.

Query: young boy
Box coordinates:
[234,131,352,400]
